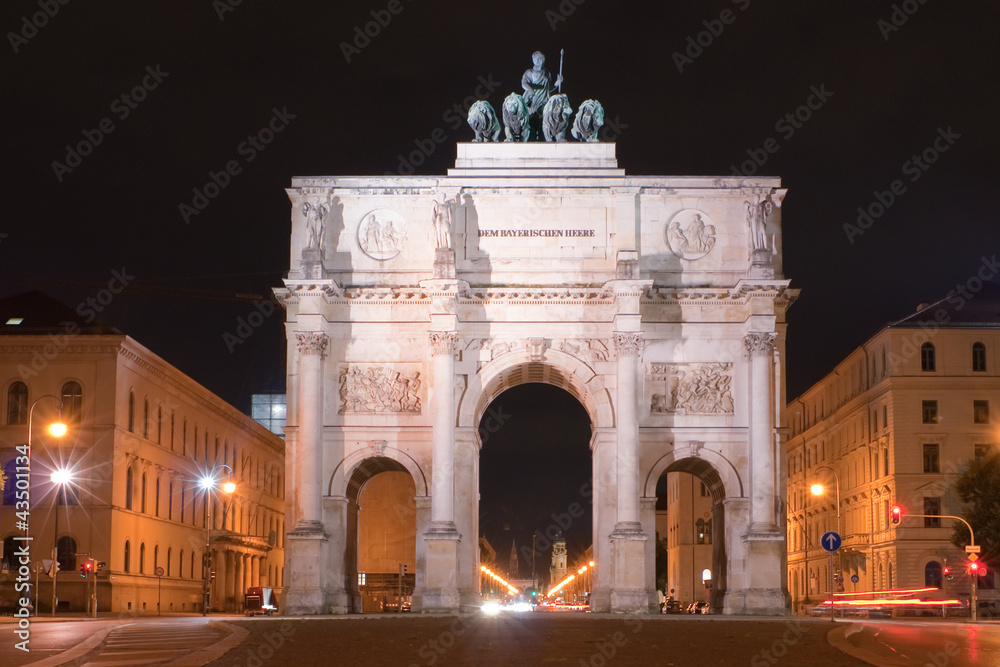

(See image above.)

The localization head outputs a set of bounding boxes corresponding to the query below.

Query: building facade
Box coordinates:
[660,472,714,608]
[279,142,796,615]
[0,306,285,614]
[786,294,1000,613]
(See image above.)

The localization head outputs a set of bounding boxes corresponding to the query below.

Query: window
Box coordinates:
[921,343,935,371]
[125,466,134,510]
[923,444,940,473]
[7,381,28,424]
[167,548,172,577]
[139,542,146,574]
[700,481,709,497]
[925,561,943,588]
[141,472,148,513]
[922,400,938,424]
[923,497,941,527]
[154,545,159,571]
[696,519,706,544]
[143,399,149,439]
[157,406,162,443]
[168,482,173,519]
[61,382,82,422]
[124,540,131,573]
[976,444,991,460]
[883,447,890,477]
[974,400,989,424]
[128,391,135,432]
[973,342,987,372]
[155,477,161,517]
[57,536,77,571]
[190,551,195,579]
[179,549,184,578]
[180,484,186,523]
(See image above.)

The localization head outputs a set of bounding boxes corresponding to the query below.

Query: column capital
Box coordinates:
[744,332,776,357]
[429,331,457,356]
[613,332,643,358]
[295,331,328,356]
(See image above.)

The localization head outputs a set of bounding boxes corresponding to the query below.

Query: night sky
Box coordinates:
[3,2,997,567]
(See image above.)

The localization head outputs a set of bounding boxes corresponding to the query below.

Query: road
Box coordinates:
[831,618,1000,666]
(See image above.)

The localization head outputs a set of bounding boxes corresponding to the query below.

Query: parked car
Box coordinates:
[689,600,709,614]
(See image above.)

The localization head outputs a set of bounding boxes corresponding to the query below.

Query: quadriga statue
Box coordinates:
[502,93,530,142]
[571,99,605,143]
[467,100,501,142]
[542,94,573,142]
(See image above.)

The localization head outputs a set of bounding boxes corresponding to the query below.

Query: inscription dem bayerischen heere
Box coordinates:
[478,229,596,237]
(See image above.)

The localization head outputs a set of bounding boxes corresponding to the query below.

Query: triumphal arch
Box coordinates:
[278,140,795,615]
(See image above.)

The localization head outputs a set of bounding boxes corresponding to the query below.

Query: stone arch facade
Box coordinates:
[278,142,795,614]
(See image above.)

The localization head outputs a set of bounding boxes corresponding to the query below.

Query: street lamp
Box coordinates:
[199,465,235,615]
[811,465,841,621]
[28,395,67,617]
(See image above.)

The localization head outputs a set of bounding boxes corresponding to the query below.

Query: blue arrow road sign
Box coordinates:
[822,531,841,552]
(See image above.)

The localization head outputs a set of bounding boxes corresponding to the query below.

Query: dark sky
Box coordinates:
[3,1,997,565]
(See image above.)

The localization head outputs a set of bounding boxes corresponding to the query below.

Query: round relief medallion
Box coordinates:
[665,209,716,261]
[357,209,407,260]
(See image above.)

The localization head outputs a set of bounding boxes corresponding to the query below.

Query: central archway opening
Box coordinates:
[478,383,592,604]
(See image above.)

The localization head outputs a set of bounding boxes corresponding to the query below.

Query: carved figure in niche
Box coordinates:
[665,209,717,261]
[467,100,501,142]
[571,99,605,142]
[502,92,530,142]
[746,194,773,251]
[542,94,573,142]
[303,199,328,249]
[432,197,454,249]
[521,51,563,119]
[650,363,733,415]
[339,366,421,413]
[358,209,406,260]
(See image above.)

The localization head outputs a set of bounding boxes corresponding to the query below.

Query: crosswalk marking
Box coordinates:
[81,620,228,666]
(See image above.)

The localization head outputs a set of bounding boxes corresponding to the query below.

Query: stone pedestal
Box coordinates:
[433,247,456,279]
[724,532,788,615]
[421,522,461,612]
[748,249,774,279]
[301,247,322,279]
[284,528,328,614]
[610,522,648,612]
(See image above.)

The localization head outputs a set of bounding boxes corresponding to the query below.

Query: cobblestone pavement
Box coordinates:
[205,614,869,667]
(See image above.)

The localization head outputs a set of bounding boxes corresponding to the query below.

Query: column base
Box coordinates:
[721,588,789,615]
[419,522,461,613]
[284,527,328,615]
[610,522,647,613]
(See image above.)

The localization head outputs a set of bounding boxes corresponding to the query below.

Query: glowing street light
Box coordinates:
[810,483,825,496]
[200,464,236,615]
[28,395,68,617]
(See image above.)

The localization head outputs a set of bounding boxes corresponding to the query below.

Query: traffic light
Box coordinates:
[531,589,537,598]
[890,505,902,525]
[944,565,953,582]
[80,561,92,578]
[969,560,980,576]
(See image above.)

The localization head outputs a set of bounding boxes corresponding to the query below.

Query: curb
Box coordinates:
[164,621,249,666]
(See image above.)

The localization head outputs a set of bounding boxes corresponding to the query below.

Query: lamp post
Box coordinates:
[811,465,841,622]
[28,395,67,617]
[199,465,235,616]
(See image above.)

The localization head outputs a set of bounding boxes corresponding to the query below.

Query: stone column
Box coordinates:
[422,331,461,612]
[285,331,330,614]
[745,332,777,533]
[294,331,327,530]
[610,332,647,612]
[252,556,260,588]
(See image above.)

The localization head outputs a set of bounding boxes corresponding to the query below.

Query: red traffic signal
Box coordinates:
[79,561,93,578]
[890,505,902,525]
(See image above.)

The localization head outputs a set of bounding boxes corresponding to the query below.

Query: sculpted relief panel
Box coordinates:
[649,362,733,415]
[339,365,421,413]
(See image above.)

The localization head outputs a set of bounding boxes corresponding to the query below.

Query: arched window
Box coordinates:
[973,342,987,372]
[157,405,162,443]
[125,466,134,510]
[139,542,146,574]
[143,399,149,439]
[167,547,172,576]
[179,549,184,578]
[57,536,77,570]
[182,419,187,455]
[155,477,161,516]
[190,551,195,579]
[921,343,936,372]
[154,544,159,571]
[128,391,135,432]
[168,482,173,520]
[705,519,713,545]
[7,381,28,425]
[180,483,186,523]
[61,381,82,422]
[124,540,131,573]
[2,459,17,505]
[696,519,706,544]
[141,472,148,513]
[925,561,943,588]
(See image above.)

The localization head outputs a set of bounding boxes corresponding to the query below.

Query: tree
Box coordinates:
[951,452,1000,565]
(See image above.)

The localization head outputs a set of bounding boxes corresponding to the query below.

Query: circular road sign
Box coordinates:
[850,574,860,584]
[821,531,842,552]
[155,566,164,577]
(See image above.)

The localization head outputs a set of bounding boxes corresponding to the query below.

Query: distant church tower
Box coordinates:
[550,533,567,588]
[509,538,519,578]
